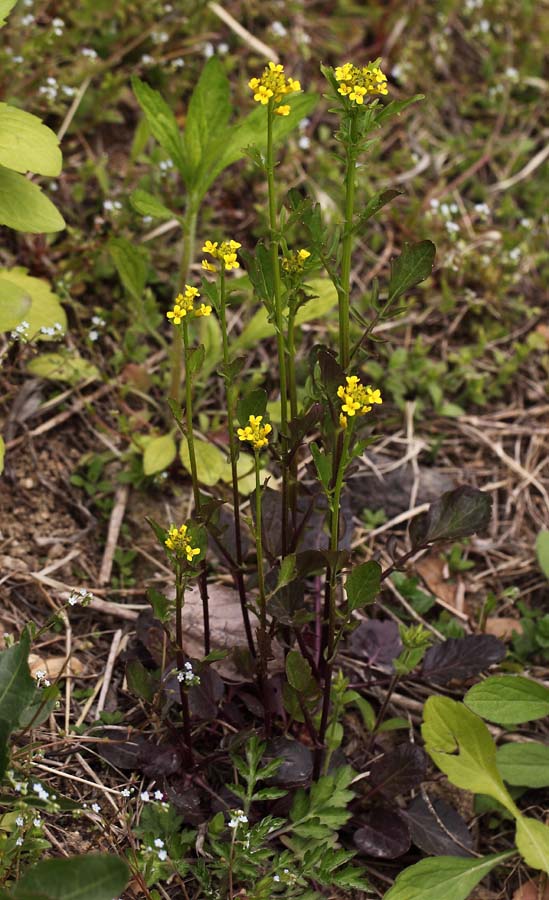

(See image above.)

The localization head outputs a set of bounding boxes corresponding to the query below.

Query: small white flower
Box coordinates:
[120,787,132,797]
[171,57,185,69]
[140,791,150,802]
[157,848,168,861]
[16,816,24,827]
[33,817,42,827]
[271,21,287,36]
[14,782,23,792]
[217,42,229,55]
[91,803,101,813]
[520,218,531,228]
[154,838,164,848]
[142,215,153,225]
[62,86,77,98]
[273,875,280,882]
[152,31,169,43]
[141,54,154,66]
[445,221,460,234]
[16,837,24,846]
[154,790,164,800]
[21,13,35,26]
[505,66,519,80]
[202,41,214,58]
[430,198,440,210]
[81,47,98,59]
[89,330,99,342]
[13,55,24,63]
[478,18,490,33]
[474,202,490,216]
[298,135,310,150]
[91,315,106,327]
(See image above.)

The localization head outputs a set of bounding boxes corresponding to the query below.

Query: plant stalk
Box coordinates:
[254,450,271,735]
[338,114,359,371]
[174,564,194,766]
[169,204,198,403]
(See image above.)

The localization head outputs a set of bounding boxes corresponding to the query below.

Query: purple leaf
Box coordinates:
[348,619,402,668]
[369,742,428,798]
[403,795,474,857]
[409,484,492,548]
[354,806,411,858]
[265,737,313,787]
[422,634,506,684]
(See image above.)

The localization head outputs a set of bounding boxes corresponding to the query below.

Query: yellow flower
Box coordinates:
[248,60,301,115]
[334,62,388,105]
[167,303,186,325]
[281,248,311,273]
[337,376,382,428]
[237,414,272,451]
[195,303,212,317]
[201,259,217,272]
[165,524,201,563]
[202,240,218,255]
[167,285,209,324]
[202,238,242,272]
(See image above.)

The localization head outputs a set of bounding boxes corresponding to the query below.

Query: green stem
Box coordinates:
[339,114,359,371]
[266,103,289,554]
[254,450,271,735]
[174,565,194,766]
[170,204,198,403]
[287,304,298,531]
[182,318,210,654]
[219,272,256,658]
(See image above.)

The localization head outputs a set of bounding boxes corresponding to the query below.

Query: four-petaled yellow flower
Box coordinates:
[165,524,201,563]
[248,61,301,115]
[237,414,272,451]
[166,285,211,324]
[337,376,382,429]
[202,239,242,272]
[282,248,311,273]
[335,62,388,105]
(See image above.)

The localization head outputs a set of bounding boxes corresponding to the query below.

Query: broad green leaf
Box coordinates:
[182,56,232,180]
[286,650,314,693]
[0,633,35,730]
[0,165,65,233]
[130,189,175,221]
[143,433,177,476]
[27,352,100,385]
[465,675,549,724]
[0,0,17,27]
[496,742,549,788]
[0,103,62,175]
[108,236,148,301]
[236,388,268,427]
[0,268,66,339]
[233,277,337,352]
[12,854,129,900]
[132,77,187,177]
[516,816,549,873]
[388,240,435,301]
[536,530,549,579]
[410,485,492,548]
[219,453,263,496]
[179,436,226,486]
[383,851,513,900]
[345,561,381,610]
[422,696,516,815]
[0,278,31,331]
[0,435,4,475]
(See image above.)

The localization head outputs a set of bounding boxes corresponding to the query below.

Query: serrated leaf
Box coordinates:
[0,103,62,176]
[143,433,176,476]
[27,352,99,385]
[422,634,505,684]
[108,236,148,301]
[0,633,35,730]
[0,0,17,26]
[0,278,31,331]
[131,77,187,177]
[130,189,175,220]
[422,696,516,815]
[383,851,513,900]
[179,436,226,486]
[147,588,172,623]
[0,165,65,233]
[345,561,381,610]
[496,742,549,788]
[0,268,66,339]
[410,485,492,548]
[388,239,435,302]
[536,530,549,580]
[464,675,549,724]
[286,650,314,693]
[12,854,129,900]
[354,189,401,230]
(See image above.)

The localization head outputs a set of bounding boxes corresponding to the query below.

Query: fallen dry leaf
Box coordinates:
[512,878,549,900]
[416,555,460,609]
[28,652,84,679]
[485,617,523,641]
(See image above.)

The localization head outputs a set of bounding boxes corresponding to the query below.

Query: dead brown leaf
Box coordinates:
[485,617,524,641]
[513,877,549,900]
[28,652,84,678]
[416,555,461,609]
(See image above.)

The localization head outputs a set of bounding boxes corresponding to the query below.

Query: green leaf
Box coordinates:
[388,240,435,302]
[373,94,425,128]
[0,165,65,233]
[187,343,205,377]
[0,268,66,339]
[516,816,549,873]
[233,277,337,351]
[0,103,62,176]
[129,188,175,221]
[126,660,157,703]
[286,650,314,693]
[182,57,232,181]
[354,189,401,231]
[536,530,549,580]
[383,851,513,900]
[0,633,35,729]
[27,352,100,385]
[345,561,381,610]
[0,0,17,26]
[236,388,268,427]
[147,588,172,623]
[0,278,31,331]
[422,696,516,814]
[310,442,332,493]
[179,436,227,486]
[410,485,492,548]
[465,675,549,725]
[143,433,177,476]
[12,854,129,900]
[496,742,549,788]
[131,77,187,177]
[108,236,148,301]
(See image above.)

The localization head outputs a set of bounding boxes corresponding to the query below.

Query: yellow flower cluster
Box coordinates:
[335,62,388,104]
[165,524,201,563]
[337,376,382,428]
[237,414,272,451]
[201,239,241,273]
[166,285,211,325]
[248,61,301,116]
[281,248,311,274]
